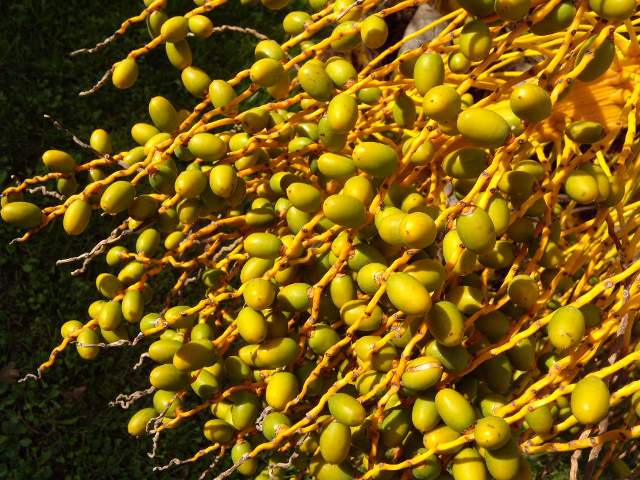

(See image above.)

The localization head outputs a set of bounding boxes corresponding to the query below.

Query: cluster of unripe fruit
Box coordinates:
[3,0,640,478]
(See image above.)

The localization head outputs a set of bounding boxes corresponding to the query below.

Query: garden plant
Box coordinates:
[3,0,640,478]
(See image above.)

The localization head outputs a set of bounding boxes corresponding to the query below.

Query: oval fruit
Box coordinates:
[1,202,42,229]
[474,415,511,450]
[435,388,475,433]
[328,393,366,426]
[428,301,465,346]
[266,372,299,410]
[457,108,510,148]
[386,272,432,315]
[571,376,610,424]
[451,447,487,480]
[352,142,398,178]
[319,421,351,464]
[459,20,492,61]
[456,206,496,254]
[547,306,585,350]
[414,53,444,95]
[401,356,443,390]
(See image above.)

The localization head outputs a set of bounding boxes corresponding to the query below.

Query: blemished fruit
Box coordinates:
[6,1,640,478]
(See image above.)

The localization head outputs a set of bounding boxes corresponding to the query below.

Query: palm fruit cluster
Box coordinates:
[4,0,640,478]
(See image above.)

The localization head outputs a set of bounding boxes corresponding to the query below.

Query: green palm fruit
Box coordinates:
[188,15,213,38]
[566,120,604,144]
[242,278,277,309]
[547,306,585,350]
[148,96,178,132]
[327,93,358,133]
[459,20,492,61]
[458,0,495,16]
[209,80,237,109]
[76,328,100,360]
[239,337,299,369]
[589,0,635,20]
[250,58,285,87]
[153,389,182,418]
[236,307,268,343]
[165,305,197,329]
[203,418,234,443]
[531,2,576,35]
[423,425,461,454]
[386,272,432,315]
[507,275,539,309]
[449,52,472,73]
[266,372,299,410]
[149,364,188,391]
[160,16,189,42]
[283,11,310,35]
[457,108,510,148]
[324,57,356,89]
[479,240,515,269]
[379,408,411,448]
[340,299,383,331]
[525,405,553,434]
[401,356,443,390]
[475,416,511,450]
[428,301,465,346]
[443,148,487,179]
[327,393,366,426]
[576,37,615,82]
[112,58,139,89]
[298,60,333,101]
[165,41,192,70]
[423,85,461,123]
[494,0,531,20]
[286,182,321,212]
[435,388,475,433]
[506,338,536,371]
[571,376,610,424]
[330,22,361,52]
[187,133,226,161]
[322,194,367,228]
[484,437,521,480]
[451,447,487,480]
[127,408,157,436]
[360,15,388,49]
[354,336,398,372]
[262,412,292,441]
[309,323,340,354]
[456,206,496,254]
[510,84,552,122]
[358,86,382,104]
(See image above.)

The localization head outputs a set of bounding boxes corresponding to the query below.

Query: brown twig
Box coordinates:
[56,224,132,275]
[198,448,225,480]
[570,428,593,479]
[26,186,66,201]
[211,25,270,41]
[75,339,133,348]
[110,386,156,409]
[71,30,125,56]
[268,452,299,478]
[42,114,125,166]
[79,65,115,97]
[147,392,180,458]
[133,352,150,370]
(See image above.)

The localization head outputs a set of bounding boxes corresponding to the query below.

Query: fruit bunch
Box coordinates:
[4,0,640,478]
